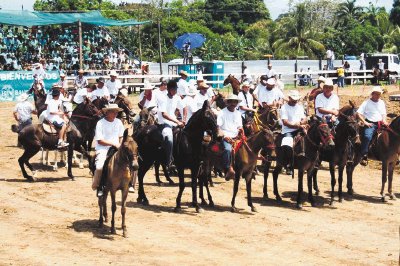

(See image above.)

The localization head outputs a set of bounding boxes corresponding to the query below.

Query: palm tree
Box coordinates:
[272,3,325,59]
[336,0,364,26]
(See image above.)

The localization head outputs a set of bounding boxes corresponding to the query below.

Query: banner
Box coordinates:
[0,71,60,101]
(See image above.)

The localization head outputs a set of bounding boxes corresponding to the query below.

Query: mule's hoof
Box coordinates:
[338,197,343,203]
[156,181,163,186]
[263,194,269,201]
[98,221,103,228]
[32,171,37,178]
[329,200,334,207]
[276,195,282,202]
[315,190,320,196]
[196,207,204,213]
[110,228,116,234]
[347,189,354,196]
[381,196,387,202]
[128,186,135,193]
[209,201,215,208]
[296,203,303,209]
[231,207,238,213]
[142,199,149,206]
[251,206,258,212]
[167,180,175,185]
[123,230,128,238]
[200,200,208,206]
[26,175,36,182]
[389,194,397,200]
[104,218,108,223]
[174,207,182,213]
[209,183,214,187]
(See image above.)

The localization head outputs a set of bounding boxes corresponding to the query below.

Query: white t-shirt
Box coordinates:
[95,118,125,151]
[177,78,189,96]
[182,96,197,122]
[46,98,62,122]
[153,88,167,106]
[206,87,215,100]
[238,91,253,115]
[74,89,93,104]
[193,92,209,111]
[92,86,110,99]
[33,67,46,79]
[257,87,284,105]
[45,93,66,104]
[315,93,340,118]
[280,103,306,134]
[14,101,34,122]
[74,76,88,89]
[378,62,385,70]
[217,107,243,138]
[357,99,386,122]
[266,69,277,78]
[158,94,184,126]
[139,91,157,109]
[105,79,122,96]
[326,49,332,59]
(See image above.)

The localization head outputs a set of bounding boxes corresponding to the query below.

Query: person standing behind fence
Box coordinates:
[360,53,365,70]
[337,65,345,88]
[326,48,334,70]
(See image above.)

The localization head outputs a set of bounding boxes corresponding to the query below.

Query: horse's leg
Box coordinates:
[110,191,117,234]
[137,159,152,205]
[67,144,75,180]
[296,169,304,209]
[162,163,174,184]
[388,161,396,200]
[272,164,283,202]
[199,176,207,206]
[175,167,185,212]
[103,190,108,223]
[346,163,355,195]
[231,172,241,212]
[329,162,336,206]
[191,167,202,213]
[312,168,320,195]
[154,161,162,185]
[18,147,40,181]
[40,147,44,165]
[381,161,388,202]
[121,188,129,238]
[263,161,272,200]
[204,179,214,207]
[246,175,257,212]
[338,164,345,203]
[52,150,58,171]
[98,191,105,227]
[307,169,316,207]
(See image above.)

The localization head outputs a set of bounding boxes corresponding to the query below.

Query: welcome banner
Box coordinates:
[0,71,60,101]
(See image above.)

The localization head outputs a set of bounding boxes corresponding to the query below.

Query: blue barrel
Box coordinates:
[200,61,224,89]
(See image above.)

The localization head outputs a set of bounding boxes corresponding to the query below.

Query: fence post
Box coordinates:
[294,59,298,88]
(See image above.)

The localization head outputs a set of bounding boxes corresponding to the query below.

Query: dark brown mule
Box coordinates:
[311,104,361,205]
[223,74,241,95]
[349,115,400,202]
[371,68,396,84]
[113,93,136,124]
[18,99,101,181]
[231,128,275,212]
[272,116,335,209]
[98,129,139,237]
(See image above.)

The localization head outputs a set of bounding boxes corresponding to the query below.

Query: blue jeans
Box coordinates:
[337,76,345,87]
[222,140,232,170]
[327,59,334,70]
[361,123,378,156]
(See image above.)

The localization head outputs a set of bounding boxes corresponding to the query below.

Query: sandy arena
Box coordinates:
[0,85,399,265]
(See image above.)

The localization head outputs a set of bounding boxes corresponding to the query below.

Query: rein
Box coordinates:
[71,114,98,120]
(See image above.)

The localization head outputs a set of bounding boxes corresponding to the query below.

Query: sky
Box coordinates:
[0,0,394,20]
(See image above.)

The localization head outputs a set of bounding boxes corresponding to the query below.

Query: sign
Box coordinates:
[0,71,60,101]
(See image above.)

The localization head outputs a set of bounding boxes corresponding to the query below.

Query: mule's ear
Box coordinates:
[148,106,155,112]
[349,100,356,109]
[123,128,128,142]
[202,99,210,110]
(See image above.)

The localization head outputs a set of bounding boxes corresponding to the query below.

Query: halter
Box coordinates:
[305,123,333,147]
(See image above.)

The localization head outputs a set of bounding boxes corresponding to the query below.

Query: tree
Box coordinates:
[341,22,383,54]
[335,0,364,26]
[390,0,400,26]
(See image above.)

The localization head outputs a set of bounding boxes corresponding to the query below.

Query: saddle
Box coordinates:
[41,120,58,135]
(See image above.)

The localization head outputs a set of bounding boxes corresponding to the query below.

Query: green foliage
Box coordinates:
[390,0,400,26]
[341,22,383,54]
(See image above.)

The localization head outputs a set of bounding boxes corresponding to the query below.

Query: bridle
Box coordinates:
[306,122,334,147]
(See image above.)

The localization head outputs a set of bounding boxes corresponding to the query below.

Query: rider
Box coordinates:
[377,59,385,78]
[314,78,339,127]
[193,82,211,111]
[105,70,122,100]
[217,94,243,181]
[356,86,388,166]
[56,73,68,90]
[92,77,110,102]
[74,69,88,91]
[265,63,277,80]
[92,103,125,197]
[73,84,95,104]
[280,90,308,174]
[46,89,69,148]
[157,80,186,168]
[177,70,190,98]
[13,93,36,132]
[256,78,284,110]
[238,80,257,120]
[138,82,157,111]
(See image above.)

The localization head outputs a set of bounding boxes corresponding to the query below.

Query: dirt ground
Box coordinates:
[0,85,399,265]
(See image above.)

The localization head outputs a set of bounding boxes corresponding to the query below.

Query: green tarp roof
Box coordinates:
[0,10,150,27]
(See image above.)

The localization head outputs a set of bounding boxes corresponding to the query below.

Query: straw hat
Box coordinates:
[197,82,210,90]
[119,88,128,97]
[52,83,63,89]
[109,70,118,77]
[143,81,153,90]
[266,79,276,86]
[102,103,123,113]
[179,70,189,77]
[288,90,301,101]
[317,76,326,82]
[59,72,66,77]
[370,86,383,94]
[323,78,334,87]
[223,94,242,103]
[241,80,251,89]
[17,93,29,102]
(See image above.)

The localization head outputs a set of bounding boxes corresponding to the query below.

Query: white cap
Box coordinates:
[370,86,383,94]
[324,78,334,86]
[266,79,276,86]
[288,90,301,101]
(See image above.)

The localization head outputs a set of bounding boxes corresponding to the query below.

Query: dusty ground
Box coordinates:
[0,86,399,265]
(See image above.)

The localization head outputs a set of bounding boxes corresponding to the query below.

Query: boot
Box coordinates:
[360,155,368,166]
[92,169,103,197]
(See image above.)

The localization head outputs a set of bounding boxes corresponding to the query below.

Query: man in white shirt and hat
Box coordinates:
[73,84,95,104]
[46,89,69,149]
[265,63,277,80]
[138,82,158,111]
[181,84,197,123]
[105,70,122,99]
[217,94,244,180]
[13,93,36,132]
[74,69,88,90]
[92,103,125,197]
[238,80,256,119]
[193,82,211,111]
[153,77,168,107]
[32,62,46,79]
[356,86,388,166]
[256,78,284,110]
[314,78,339,126]
[377,59,385,78]
[92,77,110,101]
[177,70,190,97]
[158,80,186,167]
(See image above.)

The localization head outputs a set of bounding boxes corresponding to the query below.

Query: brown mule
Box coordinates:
[223,74,241,95]
[98,129,139,237]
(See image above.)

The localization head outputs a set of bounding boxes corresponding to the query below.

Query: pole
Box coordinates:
[294,59,298,88]
[158,20,163,75]
[138,25,142,64]
[78,20,83,70]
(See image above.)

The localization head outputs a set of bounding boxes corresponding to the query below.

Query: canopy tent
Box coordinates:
[0,10,150,27]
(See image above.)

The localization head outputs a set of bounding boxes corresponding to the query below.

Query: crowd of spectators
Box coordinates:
[0,24,139,73]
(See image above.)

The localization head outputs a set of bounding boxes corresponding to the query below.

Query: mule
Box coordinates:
[271,116,335,209]
[98,129,139,237]
[223,74,240,95]
[371,68,396,85]
[113,93,136,125]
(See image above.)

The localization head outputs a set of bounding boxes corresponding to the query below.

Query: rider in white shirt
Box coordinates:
[105,70,122,99]
[46,89,69,148]
[238,81,256,117]
[265,63,277,80]
[73,84,95,104]
[13,93,36,132]
[74,69,88,90]
[181,86,197,123]
[356,86,388,166]
[193,82,210,111]
[314,78,339,125]
[91,77,110,101]
[138,83,158,110]
[256,78,284,109]
[177,70,190,97]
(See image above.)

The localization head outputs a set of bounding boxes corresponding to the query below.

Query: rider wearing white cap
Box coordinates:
[177,70,190,97]
[314,78,339,125]
[13,94,36,132]
[138,82,158,110]
[356,86,388,166]
[238,81,256,117]
[105,70,122,99]
[256,78,284,109]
